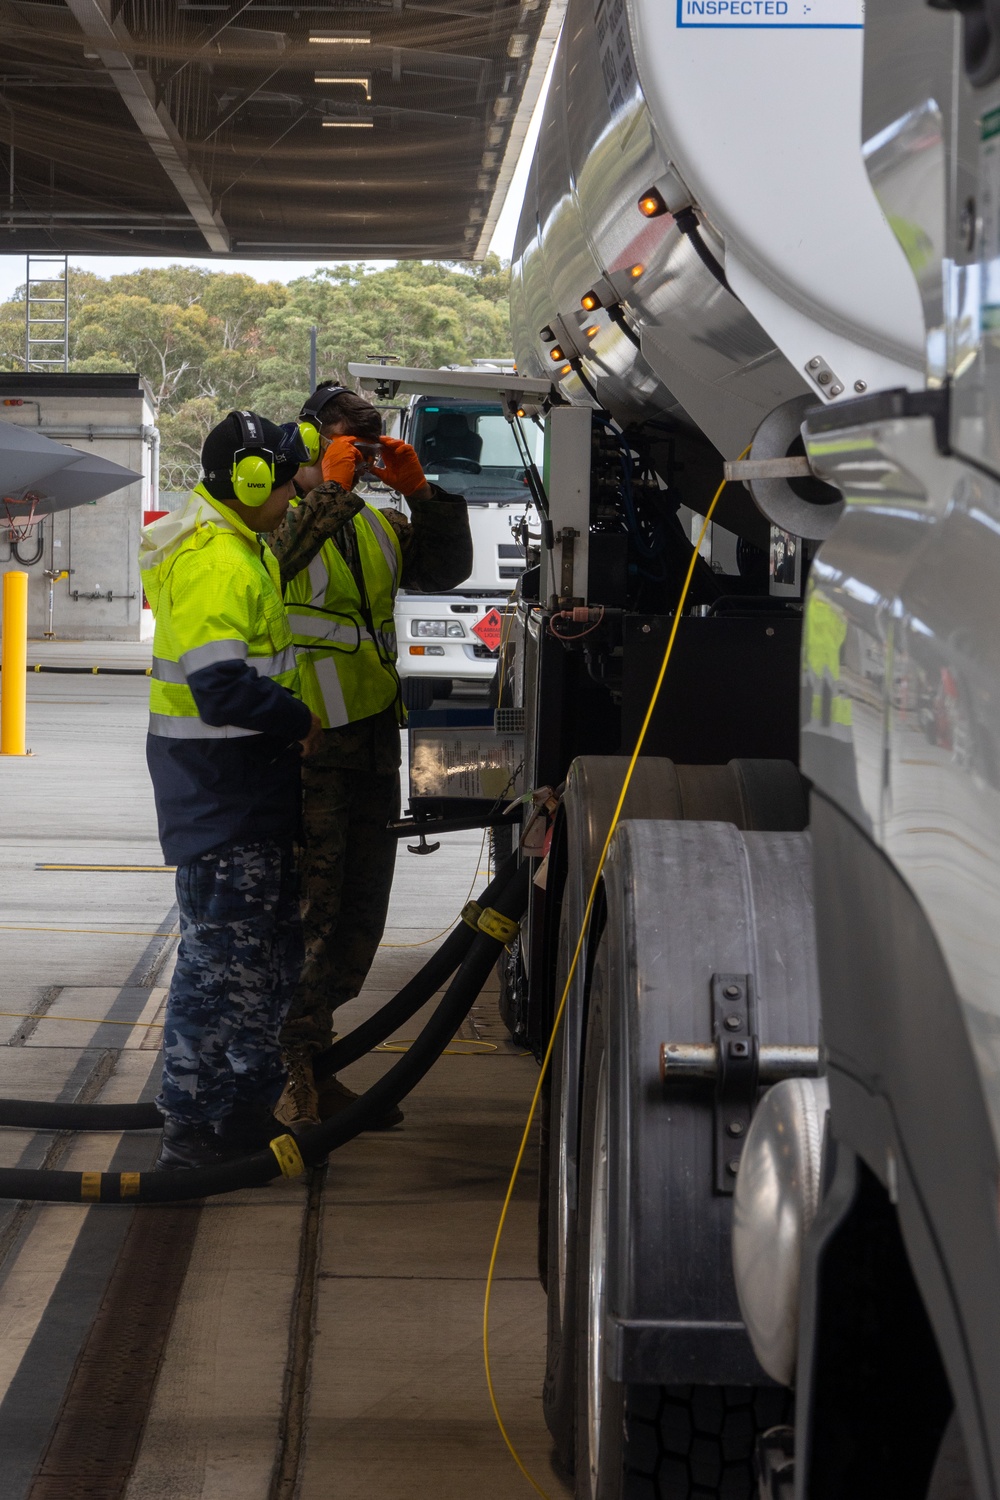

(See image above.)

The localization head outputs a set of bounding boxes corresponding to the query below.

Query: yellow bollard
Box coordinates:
[1,570,28,756]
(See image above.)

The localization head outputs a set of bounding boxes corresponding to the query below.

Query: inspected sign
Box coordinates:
[471,608,505,652]
[677,0,863,25]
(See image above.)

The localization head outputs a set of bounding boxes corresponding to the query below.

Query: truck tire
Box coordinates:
[545,760,805,1477]
[573,966,789,1500]
[402,677,435,710]
[544,901,589,1471]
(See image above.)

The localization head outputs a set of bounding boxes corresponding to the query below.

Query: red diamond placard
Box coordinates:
[471,607,504,652]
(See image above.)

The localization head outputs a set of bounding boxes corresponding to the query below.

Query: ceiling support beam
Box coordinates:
[63,0,230,252]
[474,0,567,261]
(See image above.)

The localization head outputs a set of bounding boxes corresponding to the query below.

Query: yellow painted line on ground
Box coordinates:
[0,1010,163,1029]
[36,864,176,873]
[0,925,180,937]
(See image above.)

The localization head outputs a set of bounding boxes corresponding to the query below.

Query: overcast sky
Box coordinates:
[0,56,550,307]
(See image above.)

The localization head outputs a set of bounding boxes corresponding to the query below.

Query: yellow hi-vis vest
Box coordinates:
[285,503,403,729]
[140,485,301,739]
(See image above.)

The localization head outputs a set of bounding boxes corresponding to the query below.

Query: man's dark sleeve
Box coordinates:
[392,484,473,592]
[185,656,312,739]
[268,482,365,589]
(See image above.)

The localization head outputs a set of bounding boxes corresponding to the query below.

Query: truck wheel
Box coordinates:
[573,973,788,1500]
[543,986,578,1471]
[402,677,435,710]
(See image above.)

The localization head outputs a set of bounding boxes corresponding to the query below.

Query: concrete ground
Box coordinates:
[0,641,572,1500]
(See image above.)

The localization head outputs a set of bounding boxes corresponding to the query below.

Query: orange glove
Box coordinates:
[321,435,362,490]
[372,435,427,497]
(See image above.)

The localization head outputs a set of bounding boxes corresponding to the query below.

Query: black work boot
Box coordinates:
[215,1101,285,1152]
[155,1119,247,1171]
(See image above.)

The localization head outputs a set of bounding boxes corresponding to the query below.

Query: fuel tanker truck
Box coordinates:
[356,0,999,1492]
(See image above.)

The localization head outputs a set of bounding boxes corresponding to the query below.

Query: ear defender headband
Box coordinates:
[230,410,277,507]
[297,382,350,464]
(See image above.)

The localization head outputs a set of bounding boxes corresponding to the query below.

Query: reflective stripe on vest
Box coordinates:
[287,504,403,730]
[153,643,298,683]
[148,712,259,740]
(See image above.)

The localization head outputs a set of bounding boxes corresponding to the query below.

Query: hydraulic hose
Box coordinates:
[314,849,518,1079]
[0,850,520,1135]
[0,861,531,1202]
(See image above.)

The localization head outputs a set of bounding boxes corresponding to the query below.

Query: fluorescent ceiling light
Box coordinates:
[310,31,370,43]
[315,75,371,98]
[322,120,374,128]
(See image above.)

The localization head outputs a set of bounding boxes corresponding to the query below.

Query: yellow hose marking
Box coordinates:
[80,1172,101,1200]
[269,1134,306,1179]
[119,1173,141,1197]
[477,907,518,945]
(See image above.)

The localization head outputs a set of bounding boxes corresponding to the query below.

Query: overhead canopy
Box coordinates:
[0,0,564,262]
[0,421,141,513]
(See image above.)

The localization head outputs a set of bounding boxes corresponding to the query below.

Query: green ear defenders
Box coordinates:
[298,382,350,465]
[230,410,277,507]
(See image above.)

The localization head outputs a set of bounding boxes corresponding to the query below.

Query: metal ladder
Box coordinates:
[24,255,69,372]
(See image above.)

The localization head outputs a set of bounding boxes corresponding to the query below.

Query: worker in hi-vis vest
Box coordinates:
[266,384,473,1130]
[140,411,323,1171]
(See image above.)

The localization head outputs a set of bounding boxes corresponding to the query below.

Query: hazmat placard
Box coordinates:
[471,608,505,653]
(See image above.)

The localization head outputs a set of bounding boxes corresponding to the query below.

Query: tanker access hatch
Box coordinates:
[0,0,563,261]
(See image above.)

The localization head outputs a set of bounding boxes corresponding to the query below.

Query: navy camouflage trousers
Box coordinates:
[158,840,303,1125]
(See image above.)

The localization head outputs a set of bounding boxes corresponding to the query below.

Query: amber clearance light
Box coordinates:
[581,290,601,312]
[638,187,668,218]
[549,345,564,361]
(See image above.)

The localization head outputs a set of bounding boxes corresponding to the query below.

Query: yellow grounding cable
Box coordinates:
[482,463,740,1498]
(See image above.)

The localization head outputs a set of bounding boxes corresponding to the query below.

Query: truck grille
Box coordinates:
[471,642,499,659]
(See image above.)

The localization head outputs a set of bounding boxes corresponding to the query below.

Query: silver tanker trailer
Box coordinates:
[364,0,995,1492]
[510,0,1000,1489]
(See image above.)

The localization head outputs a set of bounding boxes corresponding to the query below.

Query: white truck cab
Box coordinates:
[356,365,543,710]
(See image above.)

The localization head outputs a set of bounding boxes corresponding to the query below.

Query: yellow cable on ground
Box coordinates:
[379,830,490,949]
[375,1038,499,1055]
[483,466,739,1497]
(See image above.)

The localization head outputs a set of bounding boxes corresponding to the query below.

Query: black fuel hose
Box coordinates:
[0,850,519,1136]
[0,861,530,1202]
[314,848,518,1080]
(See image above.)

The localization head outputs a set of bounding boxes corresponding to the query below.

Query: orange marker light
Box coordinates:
[409,645,426,655]
[630,264,644,278]
[516,408,526,418]
[638,187,668,218]
[560,364,572,376]
[549,345,564,361]
[581,290,600,311]
[584,324,600,338]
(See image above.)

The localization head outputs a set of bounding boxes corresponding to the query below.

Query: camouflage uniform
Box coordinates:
[157,840,302,1123]
[268,478,472,1056]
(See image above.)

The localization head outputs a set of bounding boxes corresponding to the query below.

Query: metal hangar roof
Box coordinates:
[0,0,563,260]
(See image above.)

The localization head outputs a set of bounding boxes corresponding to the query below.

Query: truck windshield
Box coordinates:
[409,401,542,503]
